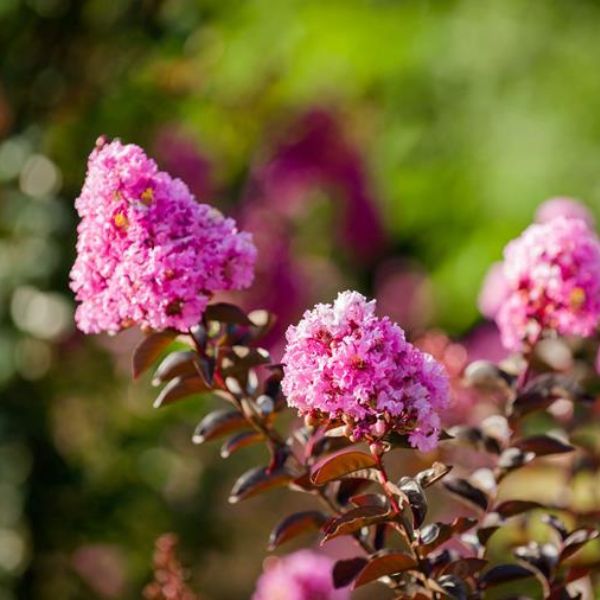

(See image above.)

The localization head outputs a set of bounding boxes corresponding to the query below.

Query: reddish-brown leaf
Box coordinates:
[420,517,477,554]
[228,467,292,504]
[268,511,327,550]
[132,330,177,379]
[220,431,263,458]
[311,449,378,486]
[443,478,488,512]
[353,552,417,589]
[192,409,248,444]
[480,564,535,588]
[152,350,198,385]
[154,376,210,408]
[322,506,389,543]
[560,529,599,562]
[416,462,452,488]
[441,558,488,578]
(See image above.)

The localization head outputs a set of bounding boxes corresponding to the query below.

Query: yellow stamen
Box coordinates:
[140,187,154,205]
[114,212,129,230]
[570,287,586,309]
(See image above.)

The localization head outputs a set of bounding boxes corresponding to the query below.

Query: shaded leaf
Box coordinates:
[154,376,210,408]
[332,557,368,589]
[353,552,417,589]
[228,467,292,503]
[220,431,263,458]
[480,564,535,588]
[443,478,488,512]
[311,449,377,486]
[350,493,388,509]
[204,302,252,325]
[420,517,477,554]
[336,478,373,506]
[193,409,248,444]
[152,350,198,385]
[495,500,543,518]
[322,506,389,543]
[268,510,327,550]
[132,330,177,379]
[514,435,574,457]
[436,574,468,600]
[542,515,569,541]
[398,477,427,528]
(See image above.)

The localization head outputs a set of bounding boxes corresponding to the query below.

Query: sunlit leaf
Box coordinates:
[560,529,599,562]
[353,552,417,588]
[220,430,263,458]
[322,505,389,543]
[152,350,198,385]
[192,409,248,444]
[416,462,452,488]
[311,449,377,485]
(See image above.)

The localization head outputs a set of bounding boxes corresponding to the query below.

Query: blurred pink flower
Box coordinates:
[153,127,213,201]
[70,138,256,334]
[496,217,600,351]
[282,291,449,451]
[478,262,510,320]
[72,544,126,598]
[535,197,595,227]
[252,550,349,600]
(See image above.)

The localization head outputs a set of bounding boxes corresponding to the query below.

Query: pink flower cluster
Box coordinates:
[281,291,449,451]
[252,551,349,600]
[70,138,256,334]
[495,216,600,351]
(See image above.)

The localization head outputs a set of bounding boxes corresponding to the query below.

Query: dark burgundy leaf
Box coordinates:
[514,543,558,581]
[514,435,574,457]
[498,447,535,470]
[443,478,488,512]
[132,330,177,379]
[480,564,535,588]
[495,500,543,518]
[420,517,477,554]
[193,409,248,444]
[332,557,368,589]
[204,302,252,325]
[398,477,427,528]
[349,493,388,508]
[436,574,468,600]
[268,510,327,550]
[311,449,377,485]
[152,350,198,385]
[154,375,210,408]
[337,478,373,506]
[220,431,263,458]
[542,515,569,541]
[228,466,292,504]
[353,552,417,589]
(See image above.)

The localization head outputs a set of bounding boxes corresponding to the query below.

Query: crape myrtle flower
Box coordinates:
[495,217,600,351]
[252,550,349,600]
[535,196,595,228]
[281,291,450,452]
[70,137,256,334]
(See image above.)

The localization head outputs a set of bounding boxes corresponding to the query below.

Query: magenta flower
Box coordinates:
[535,196,595,228]
[70,138,256,334]
[281,291,449,451]
[252,550,349,600]
[495,217,600,351]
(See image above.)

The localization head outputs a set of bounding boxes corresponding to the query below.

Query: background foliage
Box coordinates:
[2,0,600,598]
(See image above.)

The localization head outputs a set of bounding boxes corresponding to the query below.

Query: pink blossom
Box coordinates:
[535,197,595,228]
[495,217,600,351]
[281,291,449,451]
[70,138,256,334]
[478,262,510,320]
[252,551,349,600]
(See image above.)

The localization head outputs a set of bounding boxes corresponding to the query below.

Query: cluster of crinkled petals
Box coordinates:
[535,196,595,228]
[281,291,450,451]
[252,551,349,600]
[496,216,600,351]
[70,138,256,334]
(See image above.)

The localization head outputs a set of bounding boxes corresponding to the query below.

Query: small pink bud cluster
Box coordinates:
[70,138,256,334]
[494,215,600,351]
[281,291,450,451]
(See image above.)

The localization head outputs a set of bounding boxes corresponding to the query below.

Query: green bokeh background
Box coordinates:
[2,0,600,598]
